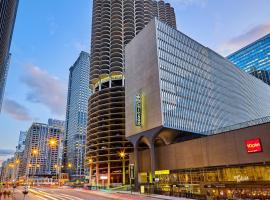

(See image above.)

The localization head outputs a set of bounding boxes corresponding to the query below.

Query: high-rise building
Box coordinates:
[0,0,19,111]
[65,51,90,180]
[48,118,65,128]
[16,131,27,153]
[227,33,270,85]
[20,120,64,181]
[125,19,270,188]
[87,0,176,186]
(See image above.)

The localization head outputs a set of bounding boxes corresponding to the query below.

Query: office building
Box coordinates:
[0,0,19,111]
[20,120,64,182]
[227,33,270,85]
[65,51,90,180]
[125,19,270,198]
[16,131,27,153]
[87,0,177,187]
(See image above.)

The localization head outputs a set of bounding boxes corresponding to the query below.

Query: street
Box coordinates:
[5,187,169,200]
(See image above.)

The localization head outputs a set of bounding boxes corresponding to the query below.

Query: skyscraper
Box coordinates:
[0,0,19,111]
[87,0,176,186]
[65,51,90,180]
[16,131,27,153]
[227,34,270,85]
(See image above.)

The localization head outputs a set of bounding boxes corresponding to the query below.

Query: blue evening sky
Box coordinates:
[0,0,270,164]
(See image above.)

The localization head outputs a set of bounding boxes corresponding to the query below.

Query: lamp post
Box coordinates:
[48,138,59,185]
[31,149,39,186]
[89,158,93,185]
[119,151,126,185]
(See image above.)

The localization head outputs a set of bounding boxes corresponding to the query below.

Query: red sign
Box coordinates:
[245,138,262,153]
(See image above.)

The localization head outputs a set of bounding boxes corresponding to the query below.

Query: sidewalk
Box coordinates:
[116,191,193,200]
[74,188,193,200]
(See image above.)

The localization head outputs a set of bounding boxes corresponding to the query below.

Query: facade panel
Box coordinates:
[157,20,270,134]
[125,19,270,138]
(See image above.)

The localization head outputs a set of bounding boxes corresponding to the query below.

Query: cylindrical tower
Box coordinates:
[87,0,176,186]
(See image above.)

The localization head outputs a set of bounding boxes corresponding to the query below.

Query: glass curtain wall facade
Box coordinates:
[0,0,19,111]
[88,0,176,186]
[65,51,90,180]
[156,20,270,134]
[227,34,270,85]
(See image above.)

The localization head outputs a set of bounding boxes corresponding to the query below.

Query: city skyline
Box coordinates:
[1,0,270,165]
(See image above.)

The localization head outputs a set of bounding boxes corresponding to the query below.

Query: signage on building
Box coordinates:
[100,175,108,180]
[135,93,142,126]
[245,138,262,153]
[155,170,170,175]
[234,175,249,183]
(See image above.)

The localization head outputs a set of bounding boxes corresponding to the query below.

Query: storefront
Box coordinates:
[138,164,270,199]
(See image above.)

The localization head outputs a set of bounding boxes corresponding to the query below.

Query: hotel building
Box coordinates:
[125,19,270,198]
[87,0,176,186]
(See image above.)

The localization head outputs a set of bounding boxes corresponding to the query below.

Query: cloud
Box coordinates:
[167,0,207,8]
[0,149,15,156]
[2,98,32,121]
[0,149,15,166]
[21,64,67,116]
[218,23,270,56]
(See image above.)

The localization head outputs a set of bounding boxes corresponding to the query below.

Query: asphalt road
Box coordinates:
[1,187,169,200]
[8,187,114,200]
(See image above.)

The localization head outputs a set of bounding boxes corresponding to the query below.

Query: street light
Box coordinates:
[48,138,57,148]
[119,151,126,185]
[31,149,39,182]
[89,158,93,185]
[48,138,61,186]
[67,163,72,169]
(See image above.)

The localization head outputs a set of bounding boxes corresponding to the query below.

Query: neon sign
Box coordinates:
[245,138,262,153]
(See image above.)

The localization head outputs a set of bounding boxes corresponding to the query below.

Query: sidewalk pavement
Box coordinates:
[116,191,194,200]
[74,188,193,200]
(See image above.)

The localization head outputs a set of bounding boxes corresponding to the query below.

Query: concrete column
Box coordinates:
[96,163,99,187]
[133,146,139,191]
[89,164,92,185]
[150,142,156,183]
[107,162,110,188]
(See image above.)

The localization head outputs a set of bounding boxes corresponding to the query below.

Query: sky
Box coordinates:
[0,0,270,165]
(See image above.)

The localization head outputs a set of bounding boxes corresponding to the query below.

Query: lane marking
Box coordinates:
[30,189,60,200]
[56,193,85,200]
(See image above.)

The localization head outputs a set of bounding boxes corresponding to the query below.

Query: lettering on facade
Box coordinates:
[245,138,262,153]
[135,93,142,126]
[234,175,249,183]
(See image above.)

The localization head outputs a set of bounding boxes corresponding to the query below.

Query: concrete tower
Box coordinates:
[87,0,176,186]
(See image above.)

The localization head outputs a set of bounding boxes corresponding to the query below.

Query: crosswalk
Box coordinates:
[28,188,85,200]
